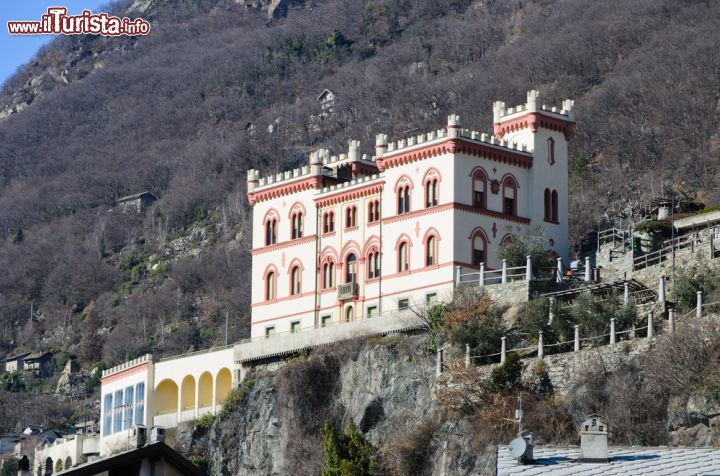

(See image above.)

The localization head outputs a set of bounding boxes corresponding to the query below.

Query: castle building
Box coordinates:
[246,90,574,338]
[93,90,573,454]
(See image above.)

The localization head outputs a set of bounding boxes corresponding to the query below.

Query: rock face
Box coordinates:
[208,335,496,475]
[668,394,720,446]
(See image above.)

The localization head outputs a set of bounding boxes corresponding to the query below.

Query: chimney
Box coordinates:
[579,414,609,463]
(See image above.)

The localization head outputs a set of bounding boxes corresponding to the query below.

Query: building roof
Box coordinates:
[4,351,30,361]
[497,445,720,475]
[25,351,52,360]
[317,88,334,101]
[117,191,157,203]
[62,442,205,476]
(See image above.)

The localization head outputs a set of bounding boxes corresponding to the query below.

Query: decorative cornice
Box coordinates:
[494,112,576,140]
[454,203,531,224]
[315,182,385,207]
[247,176,322,205]
[101,362,148,385]
[376,138,533,171]
[382,202,531,225]
[251,235,316,255]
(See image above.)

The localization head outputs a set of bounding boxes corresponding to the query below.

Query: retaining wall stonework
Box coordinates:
[476,338,653,395]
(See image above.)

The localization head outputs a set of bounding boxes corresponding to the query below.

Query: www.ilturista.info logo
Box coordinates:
[7,7,151,36]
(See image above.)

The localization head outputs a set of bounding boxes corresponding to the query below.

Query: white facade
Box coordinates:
[247,90,574,338]
[98,349,234,456]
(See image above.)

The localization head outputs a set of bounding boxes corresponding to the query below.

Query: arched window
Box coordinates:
[290,266,301,295]
[367,200,380,223]
[502,176,517,216]
[345,206,357,228]
[368,251,381,279]
[398,242,409,272]
[397,186,411,214]
[323,211,335,234]
[547,137,555,165]
[544,188,551,221]
[265,219,277,246]
[426,236,437,266]
[265,271,276,300]
[472,232,487,266]
[345,306,354,323]
[551,190,559,222]
[472,169,487,209]
[291,212,303,239]
[323,261,335,289]
[345,254,357,283]
[425,179,438,208]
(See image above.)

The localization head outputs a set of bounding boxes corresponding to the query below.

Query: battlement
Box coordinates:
[101,353,152,379]
[493,90,574,123]
[318,173,382,195]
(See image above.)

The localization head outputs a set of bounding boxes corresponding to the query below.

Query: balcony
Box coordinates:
[337,282,359,300]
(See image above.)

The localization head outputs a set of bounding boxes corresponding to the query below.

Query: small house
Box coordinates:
[317,89,335,114]
[4,352,29,372]
[23,351,53,377]
[116,192,157,214]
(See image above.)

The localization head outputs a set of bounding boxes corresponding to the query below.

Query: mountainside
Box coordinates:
[0,0,719,432]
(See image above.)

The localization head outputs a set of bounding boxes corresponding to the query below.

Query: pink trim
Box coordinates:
[493,112,576,140]
[247,176,322,205]
[318,246,339,266]
[287,201,307,219]
[101,362,148,384]
[362,235,381,256]
[394,233,413,250]
[394,174,415,191]
[286,258,305,274]
[252,290,315,308]
[345,225,359,232]
[251,235,316,255]
[382,202,531,225]
[500,233,515,245]
[340,240,362,262]
[263,208,280,225]
[315,182,384,207]
[501,173,520,189]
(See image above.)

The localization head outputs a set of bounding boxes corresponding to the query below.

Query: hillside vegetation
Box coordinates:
[0,0,718,416]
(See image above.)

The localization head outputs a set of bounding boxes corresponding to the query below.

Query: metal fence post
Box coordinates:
[465,344,470,368]
[455,266,461,286]
[697,291,703,319]
[668,308,675,335]
[647,311,654,339]
[501,336,507,363]
[501,259,507,284]
[479,262,485,286]
[610,318,616,345]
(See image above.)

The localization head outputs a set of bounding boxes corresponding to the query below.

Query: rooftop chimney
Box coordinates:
[579,414,609,463]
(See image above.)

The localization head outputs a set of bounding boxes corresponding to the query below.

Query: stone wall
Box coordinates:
[478,279,530,307]
[475,337,653,395]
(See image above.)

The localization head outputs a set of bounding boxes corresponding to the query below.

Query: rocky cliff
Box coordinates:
[207,335,496,475]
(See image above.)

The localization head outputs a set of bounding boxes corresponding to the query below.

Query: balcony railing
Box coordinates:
[337,282,359,300]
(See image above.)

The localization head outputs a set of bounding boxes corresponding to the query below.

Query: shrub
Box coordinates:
[489,353,523,392]
[188,455,209,472]
[634,220,672,237]
[380,414,440,476]
[321,420,381,476]
[218,379,254,419]
[195,413,216,431]
[672,256,720,310]
[498,226,554,270]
